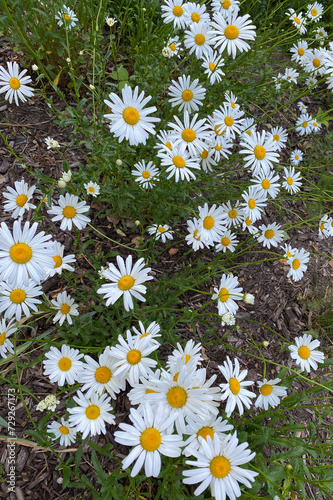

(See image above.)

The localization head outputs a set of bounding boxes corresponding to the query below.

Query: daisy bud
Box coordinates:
[116,159,122,166]
[135,220,140,226]
[286,464,293,471]
[221,312,236,325]
[58,179,67,188]
[62,170,72,183]
[89,84,95,91]
[262,341,269,347]
[32,64,38,71]
[243,293,255,304]
[79,50,84,55]
[66,57,71,63]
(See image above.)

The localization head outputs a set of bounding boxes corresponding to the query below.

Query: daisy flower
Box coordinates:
[297,102,308,114]
[44,242,76,278]
[240,117,256,139]
[168,111,211,157]
[240,130,280,176]
[166,36,181,57]
[315,26,327,39]
[267,126,288,151]
[132,160,159,189]
[109,330,158,386]
[306,75,318,88]
[45,137,60,149]
[197,203,226,246]
[159,144,201,182]
[211,103,244,140]
[212,274,243,317]
[288,334,324,372]
[48,193,90,231]
[218,357,255,416]
[0,279,42,321]
[68,390,115,439]
[81,349,125,398]
[147,224,174,242]
[43,344,84,386]
[167,339,203,369]
[0,318,17,359]
[183,434,258,498]
[47,418,77,447]
[97,255,153,312]
[220,200,244,228]
[303,49,326,75]
[251,169,280,199]
[290,150,303,165]
[105,17,117,27]
[211,0,240,16]
[282,166,302,194]
[3,179,36,219]
[242,216,258,235]
[201,49,225,85]
[132,321,161,344]
[84,181,100,197]
[185,218,206,251]
[286,9,307,34]
[295,113,313,136]
[199,145,217,173]
[211,11,257,59]
[273,73,283,91]
[0,61,34,106]
[211,137,233,162]
[256,222,284,249]
[282,243,296,260]
[183,2,210,25]
[255,378,287,410]
[287,248,310,282]
[104,84,160,146]
[55,5,78,29]
[290,41,309,64]
[215,230,239,253]
[183,415,233,456]
[282,68,299,84]
[241,186,267,222]
[168,75,206,114]
[306,2,323,22]
[184,21,214,59]
[318,214,331,239]
[311,118,322,133]
[161,0,187,29]
[51,291,79,326]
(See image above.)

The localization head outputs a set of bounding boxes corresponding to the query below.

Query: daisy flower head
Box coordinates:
[241,186,267,223]
[303,49,326,75]
[255,378,287,410]
[306,75,318,88]
[257,222,284,249]
[210,10,257,59]
[295,113,313,136]
[68,390,115,439]
[282,166,302,194]
[240,117,256,140]
[306,2,323,22]
[43,344,84,386]
[47,418,77,447]
[147,224,174,242]
[51,291,79,326]
[282,68,299,84]
[286,9,307,34]
[161,0,187,29]
[37,394,59,412]
[212,273,243,317]
[199,144,217,172]
[267,126,288,152]
[184,21,214,59]
[185,218,206,251]
[3,179,36,219]
[219,356,255,416]
[215,230,239,253]
[251,169,280,199]
[287,248,310,282]
[55,5,78,29]
[211,136,233,162]
[132,320,161,344]
[109,330,158,386]
[273,72,283,91]
[81,350,125,398]
[44,241,76,278]
[315,26,327,39]
[197,203,226,245]
[48,193,90,231]
[45,137,60,149]
[318,214,331,239]
[168,75,206,114]
[166,36,181,57]
[105,17,117,27]
[288,334,324,372]
[282,243,296,260]
[0,220,53,285]
[201,49,225,85]
[0,318,17,359]
[114,404,183,478]
[183,433,258,498]
[104,84,160,146]
[183,2,210,26]
[167,339,203,369]
[84,181,100,197]
[297,102,308,114]
[211,103,244,140]
[242,215,258,235]
[311,118,322,133]
[0,279,42,321]
[211,0,239,17]
[0,61,34,106]
[183,414,233,456]
[159,144,201,182]
[290,149,303,165]
[220,200,245,228]
[290,41,309,64]
[162,46,172,58]
[132,160,159,189]
[168,111,211,157]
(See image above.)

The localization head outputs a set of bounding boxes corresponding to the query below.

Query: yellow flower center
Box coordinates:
[313,58,321,68]
[173,372,179,382]
[172,5,183,16]
[311,8,317,16]
[264,229,274,239]
[215,144,222,151]
[214,124,224,136]
[320,223,325,231]
[127,349,142,365]
[142,170,150,179]
[63,206,76,219]
[95,366,112,383]
[230,101,236,109]
[52,255,63,268]
[209,62,216,71]
[165,141,172,150]
[248,199,256,209]
[197,426,214,441]
[203,216,215,229]
[313,122,317,127]
[260,384,273,396]
[170,43,176,51]
[302,121,308,128]
[59,425,69,434]
[229,377,240,394]
[245,217,252,226]
[273,134,279,142]
[221,237,230,246]
[193,229,201,241]
[228,209,237,219]
[85,405,100,420]
[221,0,231,8]
[158,226,166,233]
[254,145,266,160]
[182,89,193,101]
[166,386,187,408]
[0,332,6,345]
[88,187,95,193]
[173,156,185,168]
[292,258,300,270]
[287,177,293,185]
[146,388,158,394]
[200,148,208,159]
[140,427,162,451]
[210,456,231,478]
[10,288,26,304]
[295,155,299,159]
[194,34,205,46]
[246,130,252,136]
[118,275,135,290]
[191,12,201,22]
[298,48,305,56]
[219,287,229,302]
[9,77,20,90]
[298,346,310,359]
[10,243,32,264]
[224,25,239,40]
[58,357,72,371]
[181,128,196,142]
[262,179,270,189]
[61,304,71,315]
[294,16,301,25]
[286,250,292,257]
[224,116,234,127]
[123,107,140,125]
[16,194,28,207]
[64,13,71,20]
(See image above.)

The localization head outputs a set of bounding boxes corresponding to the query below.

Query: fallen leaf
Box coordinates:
[116,228,126,237]
[169,248,178,256]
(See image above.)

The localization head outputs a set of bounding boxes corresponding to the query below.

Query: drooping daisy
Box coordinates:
[303,49,326,75]
[161,0,187,29]
[183,434,258,498]
[282,243,296,260]
[211,103,244,140]
[0,61,34,106]
[45,137,60,149]
[48,193,90,231]
[290,149,303,165]
[167,339,203,369]
[0,318,17,359]
[295,113,313,135]
[81,349,125,398]
[286,9,307,34]
[240,130,280,176]
[211,0,240,17]
[183,415,233,456]
[104,84,160,146]
[147,224,174,242]
[159,144,201,182]
[242,215,258,235]
[0,220,53,285]
[211,137,233,162]
[0,279,42,321]
[114,404,183,478]
[43,344,84,386]
[256,222,284,249]
[255,378,287,410]
[251,169,280,199]
[168,111,211,157]
[282,166,302,194]
[290,41,309,64]
[288,334,324,372]
[47,418,77,447]
[184,21,214,59]
[168,75,206,114]
[155,129,174,153]
[84,181,100,197]
[267,126,288,151]
[201,49,225,85]
[287,248,310,282]
[211,11,257,59]
[240,117,256,139]
[51,291,79,326]
[282,68,299,84]
[215,230,239,253]
[241,186,267,222]
[306,2,323,22]
[218,356,255,416]
[166,36,181,57]
[272,72,283,91]
[318,214,331,239]
[199,144,217,172]
[185,218,206,251]
[220,200,245,228]
[68,390,115,439]
[3,179,36,219]
[132,160,160,189]
[132,321,161,344]
[183,2,211,26]
[55,5,78,29]
[197,203,226,246]
[97,255,153,312]
[44,242,76,278]
[212,274,243,317]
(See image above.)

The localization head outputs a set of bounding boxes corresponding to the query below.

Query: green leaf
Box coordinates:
[118,80,129,91]
[110,67,129,81]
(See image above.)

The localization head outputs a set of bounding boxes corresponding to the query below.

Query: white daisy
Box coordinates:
[242,215,258,235]
[287,248,310,282]
[48,193,90,231]
[44,242,76,278]
[315,26,327,39]
[84,181,100,197]
[211,0,240,17]
[0,61,34,106]
[132,321,161,344]
[0,279,42,321]
[97,255,153,311]
[201,49,225,85]
[286,9,307,34]
[132,160,160,189]
[318,214,331,239]
[45,137,60,149]
[305,75,318,88]
[288,334,324,372]
[295,113,313,135]
[211,11,257,59]
[240,130,280,176]
[161,0,187,29]
[290,149,303,165]
[256,222,284,249]
[168,75,206,114]
[47,418,77,447]
[55,5,78,29]
[267,126,288,151]
[199,144,217,172]
[185,218,206,251]
[68,390,115,439]
[168,111,212,157]
[219,357,255,416]
[211,103,244,140]
[290,41,310,64]
[105,17,117,27]
[220,200,245,228]
[43,344,84,386]
[183,2,210,26]
[240,117,256,139]
[159,144,201,182]
[0,318,16,359]
[303,49,326,75]
[311,118,322,133]
[306,2,323,22]
[273,72,283,91]
[212,274,243,317]
[241,186,267,222]
[104,84,160,146]
[81,349,125,398]
[3,179,36,219]
[183,414,233,456]
[166,36,181,57]
[167,339,203,369]
[211,137,233,161]
[282,68,299,84]
[250,169,280,199]
[255,378,287,410]
[184,21,214,59]
[51,291,79,326]
[147,224,174,242]
[282,243,297,260]
[197,203,227,246]
[297,102,308,114]
[215,230,239,253]
[282,166,302,194]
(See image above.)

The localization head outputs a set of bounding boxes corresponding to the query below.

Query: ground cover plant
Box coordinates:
[0,0,333,499]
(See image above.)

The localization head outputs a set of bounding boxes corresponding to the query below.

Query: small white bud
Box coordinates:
[243,293,255,305]
[135,220,141,226]
[89,84,95,90]
[66,57,71,63]
[62,170,72,183]
[116,159,123,166]
[79,50,84,55]
[32,64,38,71]
[58,179,67,188]
[262,341,269,347]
